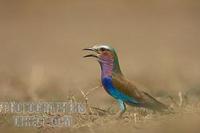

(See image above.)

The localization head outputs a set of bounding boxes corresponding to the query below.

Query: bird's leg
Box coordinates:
[115,99,126,118]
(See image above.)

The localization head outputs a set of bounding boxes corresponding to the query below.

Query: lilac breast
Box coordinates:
[99,56,114,78]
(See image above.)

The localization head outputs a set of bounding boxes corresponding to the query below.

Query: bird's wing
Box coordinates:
[112,74,169,111]
[141,91,169,110]
[112,74,144,101]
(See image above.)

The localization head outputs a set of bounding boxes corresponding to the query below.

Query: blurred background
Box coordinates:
[0,0,200,104]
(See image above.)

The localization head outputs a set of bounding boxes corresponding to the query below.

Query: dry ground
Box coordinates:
[1,93,200,133]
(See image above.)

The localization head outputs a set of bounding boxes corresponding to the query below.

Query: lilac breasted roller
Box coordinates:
[83,44,169,115]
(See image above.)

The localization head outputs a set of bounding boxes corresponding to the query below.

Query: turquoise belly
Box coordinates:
[101,76,139,104]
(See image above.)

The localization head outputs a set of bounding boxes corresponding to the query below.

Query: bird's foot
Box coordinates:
[112,111,125,120]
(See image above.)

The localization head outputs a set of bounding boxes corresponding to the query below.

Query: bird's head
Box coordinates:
[83,44,122,74]
[83,44,115,60]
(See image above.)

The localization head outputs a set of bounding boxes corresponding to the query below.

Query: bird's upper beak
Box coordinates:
[83,47,99,58]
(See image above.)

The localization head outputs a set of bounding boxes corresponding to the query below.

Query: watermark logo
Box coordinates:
[14,115,73,127]
[0,101,86,127]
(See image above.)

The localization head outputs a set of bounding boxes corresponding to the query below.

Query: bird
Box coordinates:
[83,44,169,116]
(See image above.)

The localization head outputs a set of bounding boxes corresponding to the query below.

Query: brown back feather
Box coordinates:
[112,73,168,111]
[112,73,143,101]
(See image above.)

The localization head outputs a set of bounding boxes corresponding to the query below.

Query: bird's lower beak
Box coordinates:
[83,47,99,58]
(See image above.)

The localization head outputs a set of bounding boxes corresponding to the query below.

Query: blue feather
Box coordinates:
[102,76,139,104]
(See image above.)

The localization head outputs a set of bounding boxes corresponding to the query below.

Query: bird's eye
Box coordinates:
[100,47,106,51]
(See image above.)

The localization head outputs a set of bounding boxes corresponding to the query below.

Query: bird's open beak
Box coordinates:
[83,47,99,58]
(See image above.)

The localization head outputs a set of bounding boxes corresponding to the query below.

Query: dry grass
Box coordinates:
[1,87,200,133]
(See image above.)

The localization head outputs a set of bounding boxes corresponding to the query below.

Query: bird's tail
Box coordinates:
[142,91,172,112]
